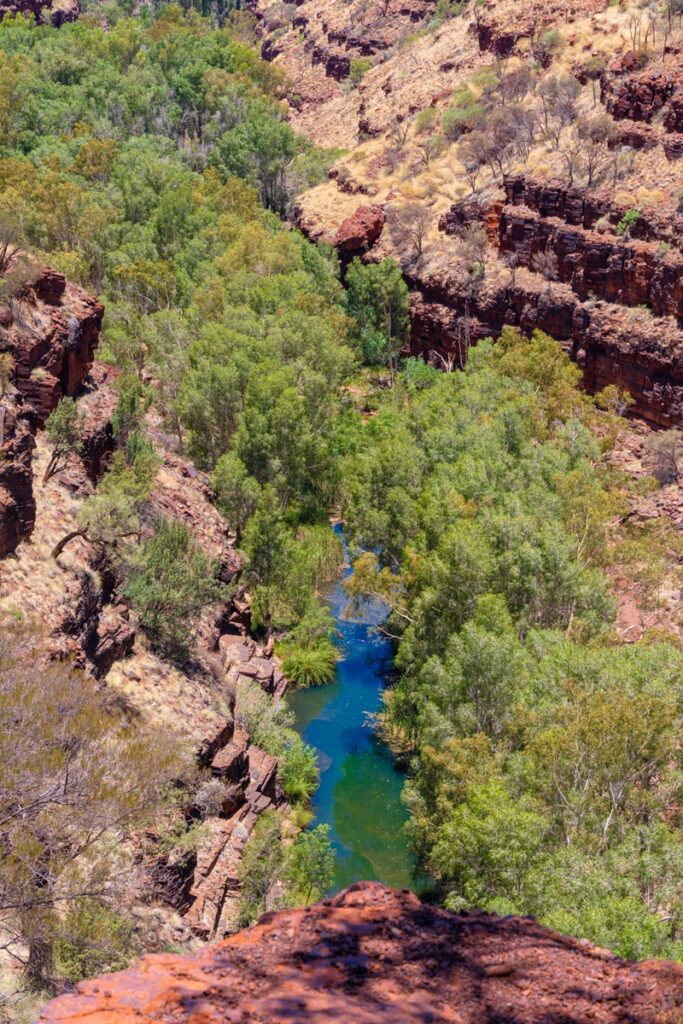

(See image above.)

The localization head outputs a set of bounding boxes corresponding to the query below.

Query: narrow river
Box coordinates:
[287,525,416,892]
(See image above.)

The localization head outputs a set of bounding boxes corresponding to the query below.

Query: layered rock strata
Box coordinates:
[0,268,103,554]
[0,0,79,25]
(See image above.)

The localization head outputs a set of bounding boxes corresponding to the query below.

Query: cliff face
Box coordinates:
[255,0,683,427]
[424,175,683,426]
[0,395,35,557]
[39,881,683,1024]
[0,267,103,556]
[0,0,79,25]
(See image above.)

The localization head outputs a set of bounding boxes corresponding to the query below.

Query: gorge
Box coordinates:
[0,0,682,1020]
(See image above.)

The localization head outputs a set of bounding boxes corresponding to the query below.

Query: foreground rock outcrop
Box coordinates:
[40,881,683,1024]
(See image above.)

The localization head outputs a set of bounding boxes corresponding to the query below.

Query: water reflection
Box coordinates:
[287,526,416,892]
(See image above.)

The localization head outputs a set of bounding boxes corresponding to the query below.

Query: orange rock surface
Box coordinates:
[40,882,683,1024]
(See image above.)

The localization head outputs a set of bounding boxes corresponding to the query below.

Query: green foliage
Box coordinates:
[402,357,440,391]
[238,812,334,925]
[616,208,641,236]
[54,900,137,985]
[280,638,338,687]
[241,485,292,627]
[415,107,439,134]
[237,810,284,927]
[236,677,298,756]
[440,87,485,141]
[211,452,261,541]
[343,329,683,958]
[345,258,409,376]
[0,5,357,651]
[123,517,223,659]
[429,0,465,26]
[278,738,320,803]
[349,57,374,87]
[283,824,334,903]
[286,145,347,194]
[44,397,83,481]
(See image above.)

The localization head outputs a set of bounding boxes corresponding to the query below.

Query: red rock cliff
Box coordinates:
[39,881,683,1024]
[0,267,103,555]
[0,0,79,26]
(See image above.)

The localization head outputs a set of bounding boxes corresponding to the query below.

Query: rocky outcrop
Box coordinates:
[40,880,683,1024]
[246,0,436,95]
[5,268,104,426]
[601,51,683,126]
[0,0,79,25]
[418,174,683,425]
[496,206,683,319]
[407,264,683,426]
[474,0,611,57]
[0,393,35,557]
[179,632,289,937]
[497,174,683,245]
[333,204,385,258]
[1,364,292,941]
[0,268,103,554]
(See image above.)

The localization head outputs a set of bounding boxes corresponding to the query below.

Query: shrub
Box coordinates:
[278,737,319,804]
[124,518,223,660]
[616,208,641,237]
[415,107,439,134]
[43,397,83,482]
[441,102,485,141]
[195,777,235,818]
[403,357,440,390]
[54,900,137,985]
[0,351,13,397]
[280,637,338,687]
[349,57,374,87]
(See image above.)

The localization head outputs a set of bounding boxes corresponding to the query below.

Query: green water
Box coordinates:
[287,527,416,892]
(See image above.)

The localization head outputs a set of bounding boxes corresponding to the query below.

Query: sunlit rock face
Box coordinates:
[40,881,683,1024]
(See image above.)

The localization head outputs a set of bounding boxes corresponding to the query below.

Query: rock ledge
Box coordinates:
[40,881,683,1023]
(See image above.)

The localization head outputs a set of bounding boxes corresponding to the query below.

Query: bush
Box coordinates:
[415,108,439,134]
[195,777,235,818]
[278,737,319,803]
[54,900,137,985]
[616,208,641,237]
[124,518,223,660]
[349,57,374,87]
[280,638,338,687]
[44,397,83,482]
[402,357,440,390]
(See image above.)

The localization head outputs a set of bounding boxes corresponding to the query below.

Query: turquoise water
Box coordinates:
[287,527,416,892]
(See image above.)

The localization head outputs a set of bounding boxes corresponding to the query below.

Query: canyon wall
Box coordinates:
[0,268,290,941]
[0,0,79,25]
[0,268,103,556]
[421,174,683,425]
